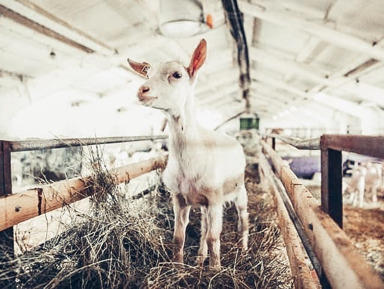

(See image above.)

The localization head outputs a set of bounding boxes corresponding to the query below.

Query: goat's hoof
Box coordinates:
[172,252,183,264]
[209,264,221,271]
[208,260,221,271]
[196,256,206,268]
[172,261,185,271]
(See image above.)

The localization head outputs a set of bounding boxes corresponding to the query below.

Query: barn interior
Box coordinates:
[1,0,384,139]
[1,0,384,288]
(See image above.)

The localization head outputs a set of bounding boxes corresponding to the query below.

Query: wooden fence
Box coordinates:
[1,134,384,289]
[263,134,384,289]
[0,136,167,262]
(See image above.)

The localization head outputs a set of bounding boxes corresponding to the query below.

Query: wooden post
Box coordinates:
[0,141,15,288]
[262,140,384,288]
[321,145,343,228]
[272,137,276,150]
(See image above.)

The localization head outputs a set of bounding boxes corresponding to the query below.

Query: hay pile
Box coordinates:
[0,155,293,288]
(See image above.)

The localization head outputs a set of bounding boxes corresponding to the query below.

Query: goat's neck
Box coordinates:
[167,94,200,155]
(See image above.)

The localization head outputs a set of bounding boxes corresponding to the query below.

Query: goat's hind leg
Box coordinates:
[197,206,208,267]
[207,204,223,270]
[172,193,191,264]
[235,185,249,251]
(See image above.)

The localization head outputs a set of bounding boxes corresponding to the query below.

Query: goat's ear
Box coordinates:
[187,39,207,78]
[127,59,151,79]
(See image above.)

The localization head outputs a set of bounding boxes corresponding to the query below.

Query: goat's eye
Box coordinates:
[172,72,182,79]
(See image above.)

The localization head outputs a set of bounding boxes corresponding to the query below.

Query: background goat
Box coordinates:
[128,39,249,270]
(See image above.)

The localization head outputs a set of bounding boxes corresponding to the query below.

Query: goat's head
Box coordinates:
[128,39,207,115]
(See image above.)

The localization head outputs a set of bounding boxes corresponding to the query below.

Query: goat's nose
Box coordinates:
[140,86,150,94]
[138,85,150,100]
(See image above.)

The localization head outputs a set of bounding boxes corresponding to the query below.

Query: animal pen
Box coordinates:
[0,134,383,289]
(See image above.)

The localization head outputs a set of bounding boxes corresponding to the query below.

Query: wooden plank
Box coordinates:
[321,135,384,159]
[0,155,167,232]
[261,140,384,289]
[258,155,320,289]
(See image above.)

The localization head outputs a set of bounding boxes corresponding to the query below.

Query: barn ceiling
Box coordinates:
[1,0,384,139]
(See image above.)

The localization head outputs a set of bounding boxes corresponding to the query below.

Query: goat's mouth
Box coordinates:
[138,96,158,105]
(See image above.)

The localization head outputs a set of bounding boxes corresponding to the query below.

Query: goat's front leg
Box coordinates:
[172,193,191,264]
[207,204,223,270]
[372,187,378,203]
[197,206,208,267]
[235,186,249,251]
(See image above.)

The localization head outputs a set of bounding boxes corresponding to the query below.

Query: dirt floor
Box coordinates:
[303,180,384,282]
[344,205,384,281]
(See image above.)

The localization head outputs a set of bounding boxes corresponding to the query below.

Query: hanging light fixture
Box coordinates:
[158,0,208,38]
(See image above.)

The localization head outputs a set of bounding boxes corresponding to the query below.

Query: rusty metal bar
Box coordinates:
[0,141,15,288]
[8,135,168,152]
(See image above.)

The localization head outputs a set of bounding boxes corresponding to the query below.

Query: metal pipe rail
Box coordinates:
[266,133,320,150]
[8,135,168,152]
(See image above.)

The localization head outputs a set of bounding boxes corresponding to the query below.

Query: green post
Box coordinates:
[240,114,259,130]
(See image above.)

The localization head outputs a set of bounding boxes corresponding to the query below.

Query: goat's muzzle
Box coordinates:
[137,85,152,102]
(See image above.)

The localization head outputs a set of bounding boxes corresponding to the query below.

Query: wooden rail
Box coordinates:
[0,155,167,232]
[261,139,384,289]
[258,155,321,289]
[320,134,384,228]
[0,136,168,266]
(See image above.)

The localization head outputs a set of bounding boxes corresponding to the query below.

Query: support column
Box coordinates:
[321,146,343,228]
[0,140,14,288]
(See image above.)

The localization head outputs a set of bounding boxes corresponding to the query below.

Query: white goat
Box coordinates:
[128,39,249,269]
[344,161,383,207]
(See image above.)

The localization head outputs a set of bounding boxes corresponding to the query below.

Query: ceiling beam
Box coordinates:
[214,98,243,111]
[339,82,384,108]
[197,80,241,103]
[314,93,368,116]
[214,109,246,131]
[251,73,309,99]
[0,4,93,53]
[251,80,301,102]
[249,47,334,86]
[239,0,384,62]
[195,70,238,94]
[249,93,287,108]
[0,0,115,55]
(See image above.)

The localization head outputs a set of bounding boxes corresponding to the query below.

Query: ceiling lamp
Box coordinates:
[158,0,208,38]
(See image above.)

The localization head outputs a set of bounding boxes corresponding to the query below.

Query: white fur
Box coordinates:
[129,39,248,269]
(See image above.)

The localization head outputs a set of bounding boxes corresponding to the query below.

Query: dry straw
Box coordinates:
[0,147,293,288]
